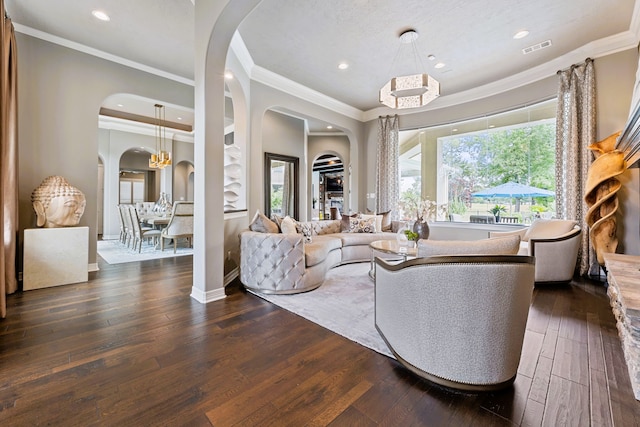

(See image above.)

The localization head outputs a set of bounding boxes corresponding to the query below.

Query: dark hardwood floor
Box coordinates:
[0,254,639,426]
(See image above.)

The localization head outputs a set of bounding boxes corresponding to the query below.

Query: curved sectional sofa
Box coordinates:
[239,219,397,294]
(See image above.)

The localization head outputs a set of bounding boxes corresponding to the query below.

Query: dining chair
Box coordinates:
[119,204,135,247]
[116,204,127,244]
[160,201,194,253]
[128,206,161,253]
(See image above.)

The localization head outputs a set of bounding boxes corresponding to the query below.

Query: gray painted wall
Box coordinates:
[16,33,193,265]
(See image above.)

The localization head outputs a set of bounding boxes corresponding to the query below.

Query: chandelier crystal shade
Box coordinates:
[149,103,172,169]
[379,30,440,109]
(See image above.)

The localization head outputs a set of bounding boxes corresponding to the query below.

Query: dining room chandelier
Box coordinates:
[379,29,440,109]
[149,103,172,169]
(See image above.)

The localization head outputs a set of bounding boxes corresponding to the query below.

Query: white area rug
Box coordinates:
[97,239,193,264]
[250,263,393,358]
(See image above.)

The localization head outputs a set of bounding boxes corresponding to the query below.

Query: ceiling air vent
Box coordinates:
[522,39,552,55]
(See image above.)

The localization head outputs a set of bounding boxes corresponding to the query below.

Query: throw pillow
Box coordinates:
[379,210,392,231]
[272,214,284,231]
[523,219,577,241]
[296,222,313,242]
[341,213,358,232]
[359,214,382,233]
[417,235,521,257]
[249,209,279,233]
[280,216,298,234]
[349,217,377,233]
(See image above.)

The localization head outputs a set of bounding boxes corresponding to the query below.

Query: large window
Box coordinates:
[399,99,557,224]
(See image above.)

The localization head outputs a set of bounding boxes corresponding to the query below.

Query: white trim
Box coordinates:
[88,263,99,272]
[98,115,194,142]
[13,23,195,87]
[230,31,255,77]
[224,210,248,220]
[308,132,347,137]
[101,234,120,241]
[252,65,365,121]
[190,287,226,303]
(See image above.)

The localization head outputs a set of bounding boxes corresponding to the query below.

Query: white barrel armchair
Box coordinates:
[490,219,581,283]
[375,255,535,391]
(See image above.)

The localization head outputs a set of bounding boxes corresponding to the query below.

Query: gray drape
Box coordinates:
[555,58,596,276]
[1,4,18,318]
[376,115,399,214]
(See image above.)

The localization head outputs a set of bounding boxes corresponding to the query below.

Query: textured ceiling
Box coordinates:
[5,0,638,128]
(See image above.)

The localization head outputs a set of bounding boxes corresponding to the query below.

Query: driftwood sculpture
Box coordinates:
[584,131,626,265]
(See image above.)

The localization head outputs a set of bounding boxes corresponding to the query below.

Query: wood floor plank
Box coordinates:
[519,330,544,378]
[552,337,589,386]
[528,356,553,404]
[0,255,639,426]
[542,375,590,427]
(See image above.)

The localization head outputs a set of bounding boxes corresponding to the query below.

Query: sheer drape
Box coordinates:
[376,115,399,214]
[555,58,596,276]
[1,5,18,318]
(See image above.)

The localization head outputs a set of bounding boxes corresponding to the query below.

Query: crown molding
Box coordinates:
[229,31,255,77]
[99,115,194,143]
[251,65,365,121]
[13,23,195,87]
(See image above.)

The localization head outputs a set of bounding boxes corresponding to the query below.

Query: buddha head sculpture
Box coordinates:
[31,176,86,228]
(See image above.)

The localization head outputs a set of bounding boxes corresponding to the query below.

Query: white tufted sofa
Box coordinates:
[240,219,397,294]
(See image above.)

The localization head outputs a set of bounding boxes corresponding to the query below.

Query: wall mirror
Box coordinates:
[265,152,299,219]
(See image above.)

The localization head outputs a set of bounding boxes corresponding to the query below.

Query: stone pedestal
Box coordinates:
[603,253,640,401]
[23,227,89,290]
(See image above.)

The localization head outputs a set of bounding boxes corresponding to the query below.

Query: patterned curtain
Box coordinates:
[376,115,399,214]
[1,4,19,318]
[555,58,596,276]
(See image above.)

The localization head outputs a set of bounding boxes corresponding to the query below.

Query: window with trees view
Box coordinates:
[398,99,557,224]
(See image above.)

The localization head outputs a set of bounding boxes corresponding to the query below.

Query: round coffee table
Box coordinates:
[369,240,417,279]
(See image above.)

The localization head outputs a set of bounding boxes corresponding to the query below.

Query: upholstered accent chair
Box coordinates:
[490,219,582,283]
[374,255,535,391]
[160,201,194,253]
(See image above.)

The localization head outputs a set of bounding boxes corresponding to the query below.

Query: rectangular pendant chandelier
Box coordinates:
[149,103,172,169]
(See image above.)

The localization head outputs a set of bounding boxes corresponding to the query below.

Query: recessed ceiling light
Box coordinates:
[177,117,183,121]
[91,10,110,22]
[427,55,436,61]
[489,124,495,128]
[224,71,233,79]
[434,62,445,69]
[338,63,349,70]
[513,30,529,39]
[327,125,333,129]
[117,103,123,107]
[452,128,458,132]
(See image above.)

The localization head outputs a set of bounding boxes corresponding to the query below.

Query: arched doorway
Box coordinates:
[312,154,344,220]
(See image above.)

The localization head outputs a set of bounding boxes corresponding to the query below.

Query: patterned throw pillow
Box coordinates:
[359,214,382,233]
[349,217,376,233]
[296,222,313,243]
[341,213,358,232]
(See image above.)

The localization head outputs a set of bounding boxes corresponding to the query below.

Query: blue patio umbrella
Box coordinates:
[471,182,555,198]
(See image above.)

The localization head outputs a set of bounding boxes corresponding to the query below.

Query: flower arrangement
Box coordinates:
[398,197,446,222]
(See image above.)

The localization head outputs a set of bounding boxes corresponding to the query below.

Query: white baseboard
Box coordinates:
[88,263,99,272]
[224,267,239,287]
[102,234,120,240]
[190,287,226,303]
